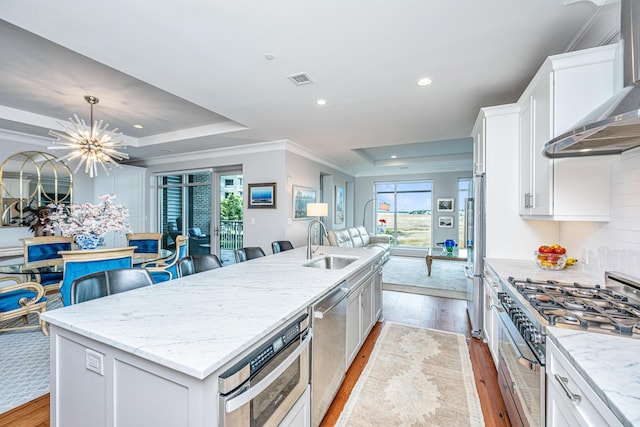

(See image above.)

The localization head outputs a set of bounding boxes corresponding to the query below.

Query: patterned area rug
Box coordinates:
[336,322,484,427]
[383,256,467,300]
[0,296,61,414]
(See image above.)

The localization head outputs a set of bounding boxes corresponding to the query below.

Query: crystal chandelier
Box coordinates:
[49,95,129,178]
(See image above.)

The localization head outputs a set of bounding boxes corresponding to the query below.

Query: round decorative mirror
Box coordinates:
[0,151,73,227]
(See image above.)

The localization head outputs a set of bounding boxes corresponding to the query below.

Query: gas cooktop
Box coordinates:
[508,273,640,338]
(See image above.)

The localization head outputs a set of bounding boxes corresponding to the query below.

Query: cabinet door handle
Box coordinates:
[554,374,582,403]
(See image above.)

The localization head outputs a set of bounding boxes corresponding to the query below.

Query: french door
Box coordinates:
[156,169,243,264]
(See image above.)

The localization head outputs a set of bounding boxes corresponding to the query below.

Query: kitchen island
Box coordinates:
[42,245,385,427]
[485,258,640,426]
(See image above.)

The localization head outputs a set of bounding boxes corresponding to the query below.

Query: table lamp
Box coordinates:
[306,203,328,245]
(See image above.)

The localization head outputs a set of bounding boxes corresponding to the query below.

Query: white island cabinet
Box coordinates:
[42,246,385,427]
[346,257,383,367]
[518,44,618,221]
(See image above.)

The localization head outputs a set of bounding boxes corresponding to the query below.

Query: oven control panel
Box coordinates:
[498,291,546,362]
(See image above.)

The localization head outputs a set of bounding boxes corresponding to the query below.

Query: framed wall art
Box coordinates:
[437,198,454,212]
[438,216,454,228]
[335,185,345,224]
[292,186,316,219]
[247,182,276,208]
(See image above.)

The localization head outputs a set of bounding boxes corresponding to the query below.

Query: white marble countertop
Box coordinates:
[485,258,640,426]
[42,246,384,379]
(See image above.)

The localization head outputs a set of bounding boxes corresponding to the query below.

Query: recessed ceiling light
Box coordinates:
[317,99,327,106]
[391,155,397,159]
[265,53,275,61]
[417,77,432,86]
[133,124,144,129]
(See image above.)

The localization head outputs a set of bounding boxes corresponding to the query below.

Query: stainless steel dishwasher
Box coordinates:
[311,282,349,427]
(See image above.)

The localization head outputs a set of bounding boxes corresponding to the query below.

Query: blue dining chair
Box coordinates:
[58,247,136,306]
[20,236,74,293]
[143,235,188,283]
[126,232,163,257]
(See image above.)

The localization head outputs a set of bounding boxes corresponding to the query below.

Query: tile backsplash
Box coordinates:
[561,148,640,281]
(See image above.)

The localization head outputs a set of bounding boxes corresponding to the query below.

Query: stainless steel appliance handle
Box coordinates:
[554,374,582,403]
[463,265,473,280]
[463,198,469,247]
[497,310,540,372]
[314,288,349,319]
[225,330,312,414]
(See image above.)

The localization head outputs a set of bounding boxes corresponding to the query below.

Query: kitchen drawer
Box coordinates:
[546,339,622,427]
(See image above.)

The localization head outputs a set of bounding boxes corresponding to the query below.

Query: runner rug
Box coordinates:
[336,322,484,427]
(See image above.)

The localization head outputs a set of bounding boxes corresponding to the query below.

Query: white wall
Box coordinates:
[560,148,640,279]
[284,150,354,247]
[142,143,355,255]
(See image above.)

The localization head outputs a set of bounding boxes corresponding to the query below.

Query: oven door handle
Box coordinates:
[225,330,312,414]
[497,311,541,372]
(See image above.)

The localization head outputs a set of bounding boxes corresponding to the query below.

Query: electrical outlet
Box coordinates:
[86,348,104,376]
[581,248,589,265]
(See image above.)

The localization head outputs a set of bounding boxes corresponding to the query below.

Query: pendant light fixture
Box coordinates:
[49,95,129,177]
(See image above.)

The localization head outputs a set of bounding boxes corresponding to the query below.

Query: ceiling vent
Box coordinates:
[287,72,314,86]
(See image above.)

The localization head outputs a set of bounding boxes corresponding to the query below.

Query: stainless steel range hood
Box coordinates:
[543,0,640,158]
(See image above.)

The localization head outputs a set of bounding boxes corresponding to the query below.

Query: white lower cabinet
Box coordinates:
[346,264,383,368]
[279,385,311,427]
[546,339,622,427]
[482,272,500,367]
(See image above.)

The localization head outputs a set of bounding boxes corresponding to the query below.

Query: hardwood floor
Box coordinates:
[0,394,49,427]
[0,290,510,427]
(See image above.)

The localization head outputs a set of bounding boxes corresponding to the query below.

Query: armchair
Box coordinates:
[143,235,188,283]
[58,247,136,306]
[19,236,73,293]
[0,276,48,335]
[188,227,210,255]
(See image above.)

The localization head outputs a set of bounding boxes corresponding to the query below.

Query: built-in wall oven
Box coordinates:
[218,314,311,427]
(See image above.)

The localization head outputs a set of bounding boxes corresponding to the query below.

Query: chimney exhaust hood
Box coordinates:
[543,0,640,158]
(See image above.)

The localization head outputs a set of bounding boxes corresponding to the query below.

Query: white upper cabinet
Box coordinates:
[518,44,619,221]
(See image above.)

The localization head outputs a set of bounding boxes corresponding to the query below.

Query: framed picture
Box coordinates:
[437,198,454,212]
[248,183,276,208]
[438,216,454,228]
[293,186,316,219]
[335,186,345,224]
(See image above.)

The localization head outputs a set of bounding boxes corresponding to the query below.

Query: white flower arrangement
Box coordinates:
[45,194,132,238]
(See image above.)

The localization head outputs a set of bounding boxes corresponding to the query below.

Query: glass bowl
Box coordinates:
[535,251,567,270]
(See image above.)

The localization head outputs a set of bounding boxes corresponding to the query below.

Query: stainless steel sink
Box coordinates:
[303,255,359,270]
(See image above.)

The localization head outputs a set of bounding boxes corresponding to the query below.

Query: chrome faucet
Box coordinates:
[307,219,329,259]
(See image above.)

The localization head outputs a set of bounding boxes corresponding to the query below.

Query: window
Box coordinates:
[375,181,432,247]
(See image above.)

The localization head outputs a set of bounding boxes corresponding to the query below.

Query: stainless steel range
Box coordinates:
[495,271,640,427]
[506,271,640,339]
